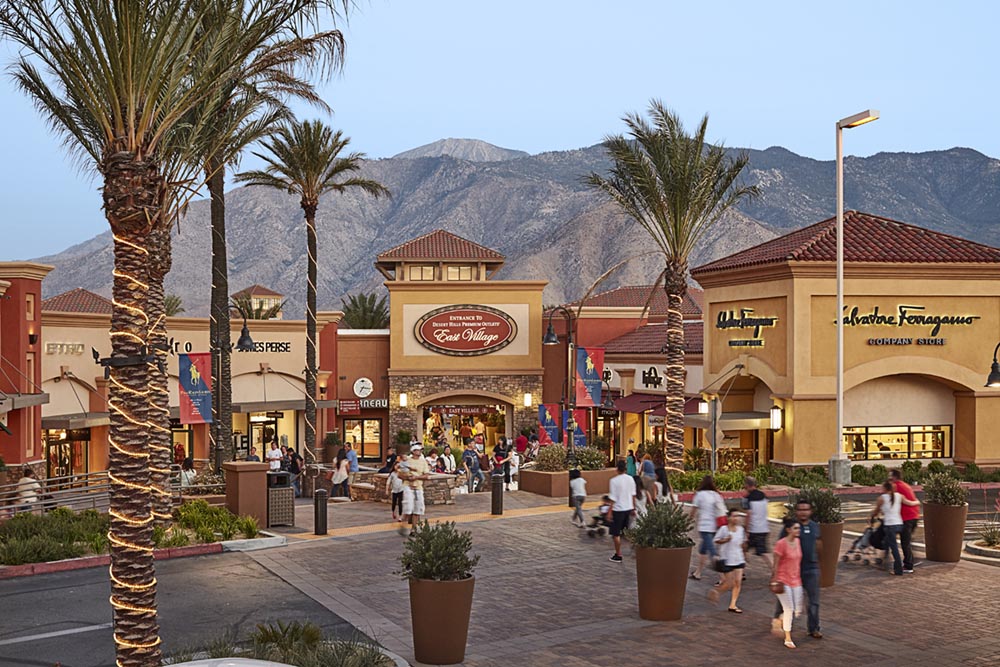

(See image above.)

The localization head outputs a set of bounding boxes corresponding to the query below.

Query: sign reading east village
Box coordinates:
[716,308,779,347]
[842,304,980,346]
[414,305,517,356]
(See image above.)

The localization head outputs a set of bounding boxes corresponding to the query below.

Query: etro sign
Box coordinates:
[414,305,517,356]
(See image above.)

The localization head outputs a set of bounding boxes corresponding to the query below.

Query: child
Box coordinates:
[569,469,587,527]
[386,461,405,522]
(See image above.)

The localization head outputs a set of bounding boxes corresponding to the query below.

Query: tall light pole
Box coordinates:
[833,109,879,483]
[543,306,578,466]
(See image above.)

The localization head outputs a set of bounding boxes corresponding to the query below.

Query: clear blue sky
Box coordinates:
[2,0,996,260]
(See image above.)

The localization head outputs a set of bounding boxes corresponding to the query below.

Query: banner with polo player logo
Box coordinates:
[575,347,605,407]
[538,404,560,445]
[179,353,213,424]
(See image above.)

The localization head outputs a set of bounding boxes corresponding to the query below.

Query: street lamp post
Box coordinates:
[833,109,879,483]
[214,318,255,472]
[543,306,578,466]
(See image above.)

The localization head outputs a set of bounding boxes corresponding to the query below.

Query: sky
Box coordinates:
[1,0,997,260]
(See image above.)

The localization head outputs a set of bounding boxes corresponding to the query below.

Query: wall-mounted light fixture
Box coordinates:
[523,392,532,408]
[399,392,408,407]
[28,333,38,345]
[770,404,784,431]
[319,384,327,396]
[697,398,710,415]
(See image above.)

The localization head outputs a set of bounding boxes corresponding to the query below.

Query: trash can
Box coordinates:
[267,471,295,527]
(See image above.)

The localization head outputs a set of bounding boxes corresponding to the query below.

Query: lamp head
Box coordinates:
[542,323,560,345]
[838,109,880,129]
[987,361,1000,388]
[236,322,255,352]
[603,394,615,409]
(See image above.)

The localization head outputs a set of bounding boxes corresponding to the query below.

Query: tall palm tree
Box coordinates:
[586,100,758,472]
[1,1,239,664]
[236,120,389,463]
[164,294,186,316]
[340,291,390,328]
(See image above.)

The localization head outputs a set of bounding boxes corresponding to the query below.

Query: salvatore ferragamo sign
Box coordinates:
[414,305,517,356]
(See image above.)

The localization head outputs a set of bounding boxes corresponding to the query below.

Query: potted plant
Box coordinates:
[322,431,341,464]
[922,472,968,562]
[795,485,843,588]
[625,501,694,621]
[398,521,480,664]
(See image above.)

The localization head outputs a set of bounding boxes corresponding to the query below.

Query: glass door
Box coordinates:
[343,418,382,461]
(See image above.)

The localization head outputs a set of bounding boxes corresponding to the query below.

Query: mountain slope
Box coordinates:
[392,138,529,162]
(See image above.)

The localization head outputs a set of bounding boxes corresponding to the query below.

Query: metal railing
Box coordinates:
[0,470,111,515]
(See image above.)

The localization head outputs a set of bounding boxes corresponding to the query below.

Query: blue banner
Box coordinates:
[562,409,587,449]
[178,353,213,424]
[575,347,604,407]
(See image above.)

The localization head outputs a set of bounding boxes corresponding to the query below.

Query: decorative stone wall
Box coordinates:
[349,470,458,505]
[388,373,544,442]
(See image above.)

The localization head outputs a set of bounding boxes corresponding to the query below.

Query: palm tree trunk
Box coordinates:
[303,203,318,464]
[662,263,688,473]
[147,223,174,525]
[209,158,233,469]
[103,152,162,667]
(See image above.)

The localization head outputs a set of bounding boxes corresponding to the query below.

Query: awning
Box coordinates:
[613,392,665,414]
[42,412,110,430]
[0,392,50,413]
[684,411,772,430]
[649,397,702,417]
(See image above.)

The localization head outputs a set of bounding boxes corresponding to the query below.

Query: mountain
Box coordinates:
[33,143,1000,318]
[392,138,529,162]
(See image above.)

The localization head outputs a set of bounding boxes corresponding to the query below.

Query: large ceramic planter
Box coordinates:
[635,545,692,621]
[518,468,617,497]
[818,521,843,588]
[923,502,968,563]
[409,577,475,664]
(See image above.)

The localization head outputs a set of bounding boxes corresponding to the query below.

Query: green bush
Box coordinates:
[398,521,479,581]
[926,460,946,476]
[573,446,607,471]
[923,473,967,506]
[684,448,710,471]
[900,460,923,484]
[534,444,568,472]
[851,465,871,486]
[714,470,745,491]
[980,515,1000,547]
[0,536,84,565]
[963,463,987,483]
[626,500,695,549]
[238,515,260,539]
[166,627,393,667]
[174,499,256,543]
[869,464,888,484]
[793,485,843,524]
[0,507,109,565]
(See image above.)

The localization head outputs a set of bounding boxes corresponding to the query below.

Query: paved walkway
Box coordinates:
[252,491,1000,667]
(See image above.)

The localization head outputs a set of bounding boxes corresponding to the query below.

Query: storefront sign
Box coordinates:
[716,308,778,347]
[339,399,361,415]
[359,398,388,409]
[843,305,979,337]
[414,305,517,356]
[641,366,663,388]
[45,342,85,355]
[867,338,947,346]
[430,406,498,416]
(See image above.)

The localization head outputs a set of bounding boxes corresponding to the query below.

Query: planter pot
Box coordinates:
[518,468,617,497]
[635,545,692,621]
[818,522,843,588]
[409,577,475,664]
[924,502,968,563]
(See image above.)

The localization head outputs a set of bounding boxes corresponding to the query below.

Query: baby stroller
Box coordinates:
[586,502,612,538]
[842,518,885,566]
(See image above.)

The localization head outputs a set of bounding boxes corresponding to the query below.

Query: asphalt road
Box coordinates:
[0,551,356,667]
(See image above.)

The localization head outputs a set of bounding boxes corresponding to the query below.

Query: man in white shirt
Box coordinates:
[607,459,636,563]
[266,442,282,471]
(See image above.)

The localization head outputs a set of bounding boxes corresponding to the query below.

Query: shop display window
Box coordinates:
[344,418,382,460]
[844,425,951,461]
[44,428,89,480]
[170,420,193,465]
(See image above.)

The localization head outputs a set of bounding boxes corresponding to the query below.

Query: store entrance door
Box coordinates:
[250,414,280,452]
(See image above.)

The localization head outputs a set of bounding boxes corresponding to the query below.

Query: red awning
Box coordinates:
[613,392,666,414]
[649,397,702,417]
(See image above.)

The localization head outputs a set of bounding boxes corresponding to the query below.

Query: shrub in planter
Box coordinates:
[963,463,987,483]
[626,501,694,621]
[851,465,871,486]
[398,521,479,664]
[900,460,923,484]
[684,447,710,471]
[923,473,968,506]
[627,499,695,550]
[794,485,843,524]
[574,446,607,471]
[870,464,888,484]
[791,485,843,587]
[534,444,569,472]
[926,460,946,476]
[395,430,412,446]
[922,473,968,563]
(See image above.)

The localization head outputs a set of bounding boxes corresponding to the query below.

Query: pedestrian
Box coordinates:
[180,457,197,488]
[708,508,746,613]
[460,420,473,446]
[425,447,439,471]
[508,447,520,489]
[870,480,918,575]
[385,461,405,522]
[345,440,359,485]
[287,447,304,497]
[889,468,921,573]
[378,446,397,473]
[266,440,282,471]
[607,459,636,563]
[400,444,430,535]
[773,498,823,639]
[689,474,725,580]
[441,445,457,474]
[280,445,290,471]
[771,518,804,649]
[474,416,486,440]
[625,448,637,477]
[16,467,41,512]
[331,448,350,498]
[743,476,772,572]
[493,437,512,490]
[569,468,587,527]
[640,453,655,480]
[515,430,528,455]
[462,441,484,492]
[245,446,261,462]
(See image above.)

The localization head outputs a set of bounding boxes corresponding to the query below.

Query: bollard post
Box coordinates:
[314,489,328,535]
[491,472,504,515]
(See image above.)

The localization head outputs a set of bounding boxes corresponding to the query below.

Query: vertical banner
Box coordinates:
[538,404,560,445]
[575,347,605,407]
[562,409,587,449]
[179,353,214,424]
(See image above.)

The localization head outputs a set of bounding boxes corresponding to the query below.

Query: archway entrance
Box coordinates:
[418,393,513,451]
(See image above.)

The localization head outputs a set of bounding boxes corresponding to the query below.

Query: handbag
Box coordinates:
[769,580,785,594]
[715,493,728,528]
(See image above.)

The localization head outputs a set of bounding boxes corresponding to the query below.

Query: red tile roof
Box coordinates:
[574,285,703,318]
[693,211,1000,275]
[602,322,703,355]
[377,229,505,262]
[41,288,113,314]
[231,284,284,299]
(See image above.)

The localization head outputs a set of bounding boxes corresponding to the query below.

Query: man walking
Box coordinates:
[774,498,823,638]
[607,459,635,563]
[743,476,772,573]
[400,443,430,535]
[345,440,359,485]
[889,469,920,573]
[266,441,282,472]
[462,441,484,493]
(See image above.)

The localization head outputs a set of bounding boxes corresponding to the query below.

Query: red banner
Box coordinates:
[339,399,361,416]
[178,353,213,424]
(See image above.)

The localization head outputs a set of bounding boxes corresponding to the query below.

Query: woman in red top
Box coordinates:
[771,518,804,649]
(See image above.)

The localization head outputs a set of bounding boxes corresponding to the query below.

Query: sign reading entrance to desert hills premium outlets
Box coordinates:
[716,308,779,347]
[414,305,517,356]
[841,305,980,337]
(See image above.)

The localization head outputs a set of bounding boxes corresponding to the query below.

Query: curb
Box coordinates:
[0,542,224,580]
[964,540,1000,559]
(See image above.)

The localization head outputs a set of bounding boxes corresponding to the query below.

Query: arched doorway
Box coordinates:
[417,391,515,451]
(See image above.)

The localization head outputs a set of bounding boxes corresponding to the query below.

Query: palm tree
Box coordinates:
[230,293,287,320]
[236,120,389,463]
[164,294,185,316]
[1,1,241,663]
[340,291,390,328]
[586,100,758,472]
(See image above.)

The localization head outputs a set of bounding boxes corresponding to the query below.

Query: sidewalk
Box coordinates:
[254,499,1000,666]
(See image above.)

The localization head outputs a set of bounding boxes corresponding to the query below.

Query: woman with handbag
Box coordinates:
[331,448,350,498]
[771,517,804,649]
[707,508,746,613]
[689,475,724,580]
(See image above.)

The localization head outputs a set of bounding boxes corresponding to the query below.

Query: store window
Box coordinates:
[170,419,193,465]
[843,425,952,461]
[446,265,472,281]
[343,418,382,460]
[45,428,89,479]
[408,265,435,281]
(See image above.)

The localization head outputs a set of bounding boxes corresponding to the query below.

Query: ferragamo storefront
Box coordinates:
[690,211,1000,469]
